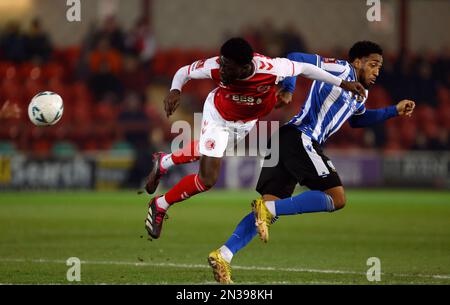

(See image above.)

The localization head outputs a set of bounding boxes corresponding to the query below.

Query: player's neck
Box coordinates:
[239,62,255,80]
[350,63,360,81]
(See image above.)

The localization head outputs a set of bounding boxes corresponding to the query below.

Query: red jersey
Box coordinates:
[171,53,341,122]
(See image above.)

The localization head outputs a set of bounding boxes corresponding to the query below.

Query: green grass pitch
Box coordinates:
[0,189,449,284]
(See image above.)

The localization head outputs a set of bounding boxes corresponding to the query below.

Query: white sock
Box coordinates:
[265,201,276,216]
[156,195,170,211]
[219,245,233,263]
[160,153,174,171]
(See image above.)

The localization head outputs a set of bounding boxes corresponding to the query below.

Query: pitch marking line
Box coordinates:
[1,258,450,280]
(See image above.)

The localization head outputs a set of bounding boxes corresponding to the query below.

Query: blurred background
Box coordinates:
[0,0,448,191]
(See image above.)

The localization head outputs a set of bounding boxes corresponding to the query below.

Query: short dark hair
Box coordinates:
[220,37,254,65]
[348,41,383,62]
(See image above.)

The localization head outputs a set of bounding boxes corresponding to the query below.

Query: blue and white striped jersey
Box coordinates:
[282,53,368,144]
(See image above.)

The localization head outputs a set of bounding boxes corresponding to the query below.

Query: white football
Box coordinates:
[28,91,64,126]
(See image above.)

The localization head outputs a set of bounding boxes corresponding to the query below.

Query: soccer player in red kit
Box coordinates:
[144,38,365,240]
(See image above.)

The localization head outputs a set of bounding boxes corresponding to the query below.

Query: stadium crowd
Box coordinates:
[0,16,448,158]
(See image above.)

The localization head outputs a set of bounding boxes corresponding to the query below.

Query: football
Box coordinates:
[28,91,64,126]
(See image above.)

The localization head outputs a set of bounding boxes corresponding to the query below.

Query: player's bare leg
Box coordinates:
[144,155,221,239]
[144,140,200,194]
[198,155,222,189]
[144,152,169,195]
[324,186,346,210]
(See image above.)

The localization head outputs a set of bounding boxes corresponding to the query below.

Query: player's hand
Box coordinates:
[164,89,181,118]
[0,100,21,119]
[340,80,366,99]
[396,99,415,117]
[275,89,293,109]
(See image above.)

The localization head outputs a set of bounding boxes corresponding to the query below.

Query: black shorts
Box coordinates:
[256,124,342,199]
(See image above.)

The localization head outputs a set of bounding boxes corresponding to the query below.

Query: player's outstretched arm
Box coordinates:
[278,54,366,99]
[348,99,415,128]
[166,58,216,117]
[284,59,366,98]
[279,52,321,95]
[300,63,366,98]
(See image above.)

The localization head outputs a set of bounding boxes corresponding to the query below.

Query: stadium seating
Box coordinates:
[52,141,78,157]
[0,47,448,154]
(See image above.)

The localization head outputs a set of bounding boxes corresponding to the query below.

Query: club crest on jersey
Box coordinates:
[256,85,271,93]
[205,139,216,151]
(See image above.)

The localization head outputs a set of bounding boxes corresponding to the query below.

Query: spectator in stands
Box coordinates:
[117,92,150,149]
[0,22,27,62]
[118,92,152,187]
[279,23,308,55]
[259,19,283,57]
[433,47,450,87]
[93,15,126,53]
[120,55,149,94]
[88,60,124,102]
[241,25,263,53]
[393,53,418,105]
[88,38,124,101]
[376,54,396,93]
[126,17,157,65]
[26,18,53,63]
[89,38,122,74]
[414,55,437,106]
[76,22,100,80]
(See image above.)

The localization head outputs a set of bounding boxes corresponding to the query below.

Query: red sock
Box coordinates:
[165,174,209,205]
[171,140,200,164]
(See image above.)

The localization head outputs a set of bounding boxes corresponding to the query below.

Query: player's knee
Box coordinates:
[332,194,346,210]
[198,172,218,189]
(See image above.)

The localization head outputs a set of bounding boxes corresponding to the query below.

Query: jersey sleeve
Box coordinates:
[273,56,342,90]
[279,53,320,93]
[287,52,320,66]
[353,103,367,115]
[349,106,398,128]
[320,58,351,76]
[170,56,219,91]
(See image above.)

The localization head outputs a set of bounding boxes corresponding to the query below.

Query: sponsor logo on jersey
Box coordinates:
[226,94,262,105]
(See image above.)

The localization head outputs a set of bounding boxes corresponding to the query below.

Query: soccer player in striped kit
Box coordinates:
[208,41,416,284]
[143,38,366,240]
